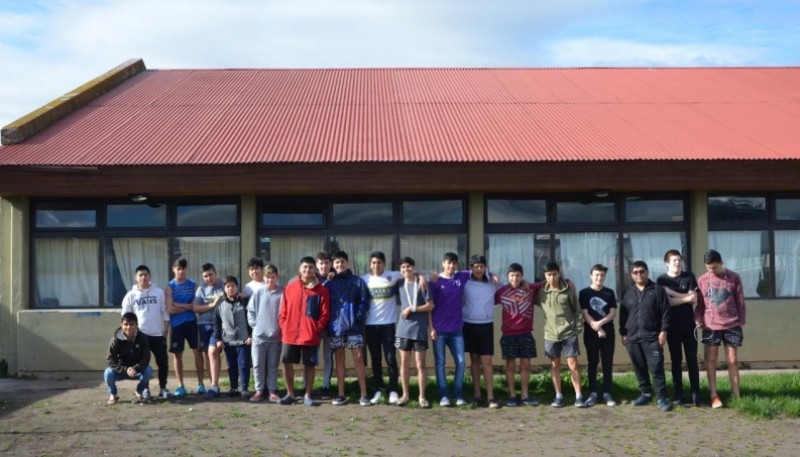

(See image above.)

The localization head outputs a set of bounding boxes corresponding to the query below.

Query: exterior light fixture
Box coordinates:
[593,189,611,198]
[129,193,148,203]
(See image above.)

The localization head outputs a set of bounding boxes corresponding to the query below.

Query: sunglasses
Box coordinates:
[631,269,647,275]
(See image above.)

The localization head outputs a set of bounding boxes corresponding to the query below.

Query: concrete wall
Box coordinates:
[0,197,28,375]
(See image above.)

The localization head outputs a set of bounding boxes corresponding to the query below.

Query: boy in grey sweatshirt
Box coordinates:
[247,264,284,402]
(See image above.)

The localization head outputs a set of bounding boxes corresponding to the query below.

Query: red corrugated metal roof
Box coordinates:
[1,67,799,166]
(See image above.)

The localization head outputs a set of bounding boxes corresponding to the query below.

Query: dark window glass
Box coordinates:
[35,208,96,228]
[403,200,463,225]
[333,203,392,225]
[177,204,237,227]
[708,196,767,223]
[625,198,684,223]
[487,199,546,224]
[556,202,615,223]
[776,198,800,221]
[107,204,167,227]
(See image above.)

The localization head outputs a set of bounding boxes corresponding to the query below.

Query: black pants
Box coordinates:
[583,328,615,395]
[365,324,398,393]
[144,334,169,390]
[626,340,667,399]
[666,322,700,398]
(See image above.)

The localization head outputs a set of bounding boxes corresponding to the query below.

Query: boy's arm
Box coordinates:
[160,291,170,335]
[694,284,706,327]
[735,276,746,326]
[428,308,437,341]
[107,339,124,373]
[318,289,331,334]
[247,291,259,328]
[278,293,288,332]
[212,306,222,343]
[570,288,583,333]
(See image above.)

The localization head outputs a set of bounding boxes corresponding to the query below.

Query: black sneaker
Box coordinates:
[229,389,240,398]
[320,387,332,400]
[692,392,703,407]
[657,398,672,412]
[633,394,652,406]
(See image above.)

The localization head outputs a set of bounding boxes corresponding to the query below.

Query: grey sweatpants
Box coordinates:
[251,340,281,393]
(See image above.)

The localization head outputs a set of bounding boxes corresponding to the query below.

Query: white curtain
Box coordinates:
[112,238,169,289]
[267,235,326,284]
[559,232,618,292]
[708,231,765,297]
[334,235,394,275]
[176,236,240,282]
[400,234,464,275]
[775,231,800,297]
[487,234,536,285]
[628,232,684,278]
[34,238,99,307]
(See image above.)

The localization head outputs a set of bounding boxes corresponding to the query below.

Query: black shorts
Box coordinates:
[394,337,428,352]
[500,333,537,360]
[169,320,198,353]
[463,322,494,356]
[281,344,319,366]
[701,326,743,348]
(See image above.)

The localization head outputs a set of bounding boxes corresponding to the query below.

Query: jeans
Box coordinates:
[626,340,667,399]
[104,366,153,396]
[223,345,253,391]
[365,324,399,392]
[433,330,465,400]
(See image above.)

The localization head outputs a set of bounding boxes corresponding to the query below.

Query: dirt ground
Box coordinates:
[1,375,799,457]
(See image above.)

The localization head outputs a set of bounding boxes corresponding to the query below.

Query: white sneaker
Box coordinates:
[439,396,451,407]
[370,390,383,405]
[159,388,170,399]
[456,398,467,406]
[388,391,399,405]
[141,388,151,400]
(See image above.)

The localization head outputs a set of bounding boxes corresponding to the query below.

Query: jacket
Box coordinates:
[619,280,671,343]
[213,295,252,346]
[279,276,330,346]
[325,270,370,337]
[536,280,582,341]
[247,286,283,344]
[106,328,150,374]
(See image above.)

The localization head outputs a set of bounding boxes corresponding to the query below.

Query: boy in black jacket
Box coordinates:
[619,261,671,412]
[104,312,153,405]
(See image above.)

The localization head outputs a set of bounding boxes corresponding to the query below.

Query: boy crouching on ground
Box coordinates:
[104,312,153,405]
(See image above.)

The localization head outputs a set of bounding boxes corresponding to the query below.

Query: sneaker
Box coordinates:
[711,396,723,409]
[505,397,520,407]
[249,392,264,402]
[159,388,170,399]
[304,396,315,407]
[279,394,295,405]
[488,399,500,409]
[584,393,598,407]
[228,389,240,398]
[657,398,672,412]
[203,387,220,400]
[574,395,587,408]
[196,384,206,395]
[173,386,187,397]
[142,388,151,400]
[439,396,451,407]
[550,396,565,408]
[603,393,617,407]
[692,392,702,407]
[673,393,685,406]
[522,397,539,407]
[633,394,652,406]
[268,392,281,403]
[107,394,119,405]
[332,396,348,406]
[456,398,467,406]
[132,392,143,404]
[320,387,332,400]
[388,391,399,405]
[359,395,372,407]
[419,399,431,409]
[241,389,252,399]
[371,391,383,405]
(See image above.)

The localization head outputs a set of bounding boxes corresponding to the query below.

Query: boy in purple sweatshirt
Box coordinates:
[695,249,746,409]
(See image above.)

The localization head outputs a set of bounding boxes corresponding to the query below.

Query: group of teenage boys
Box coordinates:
[105,248,746,412]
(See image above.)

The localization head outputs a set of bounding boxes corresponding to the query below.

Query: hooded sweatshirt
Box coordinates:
[247,285,284,344]
[213,294,252,346]
[280,276,330,346]
[463,274,497,324]
[107,327,150,374]
[120,285,168,337]
[536,280,582,342]
[326,270,370,336]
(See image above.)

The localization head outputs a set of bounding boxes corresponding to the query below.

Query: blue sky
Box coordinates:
[1,0,798,127]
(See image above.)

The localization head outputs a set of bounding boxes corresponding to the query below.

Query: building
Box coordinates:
[1,59,798,376]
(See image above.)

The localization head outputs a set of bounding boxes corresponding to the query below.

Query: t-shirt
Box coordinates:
[167,278,197,327]
[394,278,430,342]
[362,271,403,326]
[495,283,540,336]
[578,286,617,332]
[429,271,470,333]
[463,276,497,324]
[194,280,225,325]
[657,271,698,327]
[242,280,266,298]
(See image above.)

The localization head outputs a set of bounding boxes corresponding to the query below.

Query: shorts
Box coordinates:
[329,334,364,350]
[544,335,580,359]
[198,323,214,352]
[170,320,198,353]
[463,322,494,356]
[701,326,743,347]
[281,344,319,366]
[395,337,428,352]
[500,333,537,360]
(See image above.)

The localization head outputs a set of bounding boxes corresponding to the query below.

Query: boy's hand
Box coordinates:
[126,366,137,378]
[430,272,439,282]
[401,308,411,320]
[215,341,224,349]
[244,337,252,346]
[430,329,438,341]
[598,329,607,339]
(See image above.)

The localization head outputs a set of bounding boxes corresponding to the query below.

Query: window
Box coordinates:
[625,198,685,223]
[333,203,392,226]
[708,194,800,298]
[556,202,615,224]
[403,200,463,225]
[261,200,325,228]
[32,198,240,308]
[487,199,546,224]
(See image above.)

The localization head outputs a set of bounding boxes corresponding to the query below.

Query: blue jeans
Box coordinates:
[104,366,153,396]
[223,345,253,391]
[433,330,465,400]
